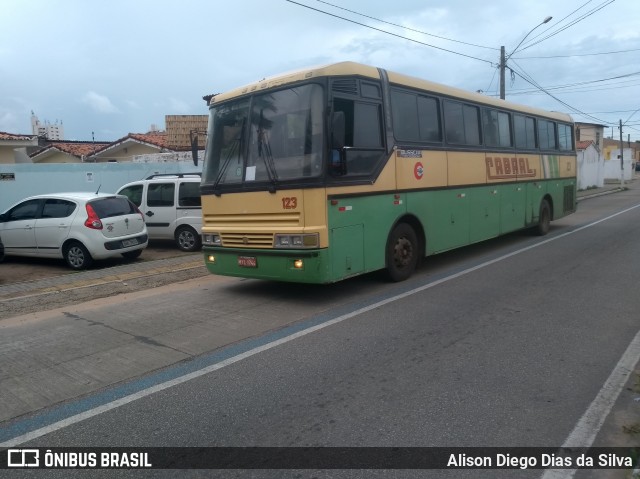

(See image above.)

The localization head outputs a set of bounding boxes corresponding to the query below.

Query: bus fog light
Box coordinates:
[293,259,304,269]
[207,255,216,263]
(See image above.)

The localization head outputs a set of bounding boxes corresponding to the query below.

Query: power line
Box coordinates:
[518,0,615,53]
[501,73,640,96]
[509,59,612,124]
[513,47,640,60]
[314,0,497,50]
[623,107,640,125]
[285,0,494,64]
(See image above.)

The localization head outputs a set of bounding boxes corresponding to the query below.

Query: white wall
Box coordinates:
[604,148,634,181]
[577,145,604,189]
[0,160,202,211]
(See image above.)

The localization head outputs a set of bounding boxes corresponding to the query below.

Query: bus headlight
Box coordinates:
[274,233,319,249]
[203,233,221,246]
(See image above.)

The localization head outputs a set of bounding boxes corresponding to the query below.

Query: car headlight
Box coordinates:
[274,233,319,249]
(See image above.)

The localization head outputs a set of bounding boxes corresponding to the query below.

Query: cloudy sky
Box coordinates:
[2,0,639,142]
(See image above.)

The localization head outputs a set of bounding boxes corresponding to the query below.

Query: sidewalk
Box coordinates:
[577,177,635,201]
[0,254,207,305]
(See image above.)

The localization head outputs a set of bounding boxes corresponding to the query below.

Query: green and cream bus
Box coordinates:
[200,61,576,283]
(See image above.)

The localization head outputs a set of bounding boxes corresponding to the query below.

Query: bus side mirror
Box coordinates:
[190,130,200,167]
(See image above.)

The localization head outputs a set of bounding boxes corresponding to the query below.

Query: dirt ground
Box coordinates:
[0,240,198,285]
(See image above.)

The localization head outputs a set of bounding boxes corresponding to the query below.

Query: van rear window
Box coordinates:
[90,197,136,218]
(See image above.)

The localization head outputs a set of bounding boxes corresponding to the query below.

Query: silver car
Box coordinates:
[0,192,148,270]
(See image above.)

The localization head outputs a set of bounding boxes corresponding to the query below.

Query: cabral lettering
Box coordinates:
[486,157,536,179]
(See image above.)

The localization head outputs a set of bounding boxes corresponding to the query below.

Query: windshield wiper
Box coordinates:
[213,119,245,196]
[257,125,278,193]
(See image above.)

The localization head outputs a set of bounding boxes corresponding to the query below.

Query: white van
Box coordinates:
[117,174,202,251]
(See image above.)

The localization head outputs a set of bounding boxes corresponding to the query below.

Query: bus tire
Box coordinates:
[386,223,418,282]
[535,199,551,236]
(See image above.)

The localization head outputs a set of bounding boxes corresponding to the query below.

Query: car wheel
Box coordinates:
[64,241,93,270]
[122,249,143,260]
[175,226,201,252]
[385,223,418,282]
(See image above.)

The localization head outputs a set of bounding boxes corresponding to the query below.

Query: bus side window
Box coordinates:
[330,97,384,177]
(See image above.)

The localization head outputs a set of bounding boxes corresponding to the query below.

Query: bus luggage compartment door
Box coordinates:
[330,224,364,280]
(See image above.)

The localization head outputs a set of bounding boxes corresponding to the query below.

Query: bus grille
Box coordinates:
[221,233,274,248]
[563,185,575,213]
[205,211,301,248]
[332,79,359,95]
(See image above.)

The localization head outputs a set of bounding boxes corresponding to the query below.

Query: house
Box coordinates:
[602,137,639,163]
[0,132,38,164]
[86,132,169,162]
[29,140,111,163]
[574,122,606,152]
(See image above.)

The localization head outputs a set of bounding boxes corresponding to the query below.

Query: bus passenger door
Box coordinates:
[330,224,364,280]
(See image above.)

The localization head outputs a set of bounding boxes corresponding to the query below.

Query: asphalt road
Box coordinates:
[1,186,639,478]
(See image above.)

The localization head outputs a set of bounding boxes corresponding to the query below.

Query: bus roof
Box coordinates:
[208,61,573,123]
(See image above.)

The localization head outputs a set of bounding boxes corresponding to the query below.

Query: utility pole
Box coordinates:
[499,46,506,100]
[619,119,624,188]
[499,16,552,100]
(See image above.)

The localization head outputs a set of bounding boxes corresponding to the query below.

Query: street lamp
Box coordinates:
[499,16,552,100]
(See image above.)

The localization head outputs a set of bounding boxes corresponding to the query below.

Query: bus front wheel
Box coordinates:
[386,223,418,282]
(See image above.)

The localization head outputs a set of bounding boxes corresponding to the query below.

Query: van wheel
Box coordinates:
[64,241,93,270]
[385,223,418,282]
[175,226,201,252]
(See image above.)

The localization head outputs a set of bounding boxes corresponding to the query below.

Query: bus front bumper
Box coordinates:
[202,246,331,284]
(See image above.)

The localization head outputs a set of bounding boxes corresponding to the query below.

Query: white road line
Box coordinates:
[3,204,640,449]
[540,329,640,479]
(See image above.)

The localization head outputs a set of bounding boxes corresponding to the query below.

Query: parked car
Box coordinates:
[0,193,148,270]
[0,234,4,263]
[116,174,202,252]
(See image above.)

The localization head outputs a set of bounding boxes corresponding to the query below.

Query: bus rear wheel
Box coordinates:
[534,199,551,236]
[386,223,418,282]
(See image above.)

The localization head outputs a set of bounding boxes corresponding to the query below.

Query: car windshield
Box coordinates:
[202,84,324,188]
[90,197,136,218]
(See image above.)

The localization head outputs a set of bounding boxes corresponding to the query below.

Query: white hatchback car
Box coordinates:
[0,192,148,270]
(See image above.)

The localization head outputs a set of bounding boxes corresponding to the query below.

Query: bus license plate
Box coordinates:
[238,256,257,268]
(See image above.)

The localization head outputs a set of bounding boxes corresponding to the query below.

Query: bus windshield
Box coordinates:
[203,83,324,188]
